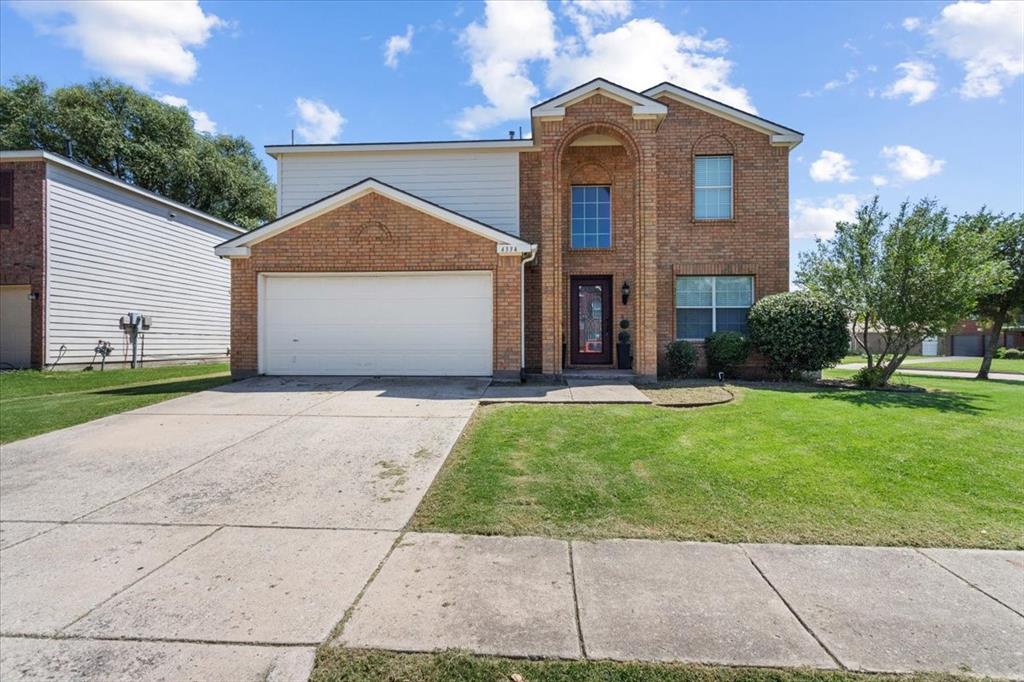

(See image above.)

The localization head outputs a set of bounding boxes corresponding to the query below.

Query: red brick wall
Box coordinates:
[230,192,521,378]
[0,160,47,368]
[519,92,791,379]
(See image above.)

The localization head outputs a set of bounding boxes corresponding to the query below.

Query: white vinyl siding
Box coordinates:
[277,150,521,235]
[44,165,237,365]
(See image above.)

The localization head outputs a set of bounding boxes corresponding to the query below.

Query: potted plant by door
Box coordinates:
[617,319,632,370]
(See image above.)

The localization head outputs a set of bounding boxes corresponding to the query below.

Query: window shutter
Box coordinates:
[0,169,13,229]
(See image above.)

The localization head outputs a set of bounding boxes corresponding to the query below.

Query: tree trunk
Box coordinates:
[977,306,1008,380]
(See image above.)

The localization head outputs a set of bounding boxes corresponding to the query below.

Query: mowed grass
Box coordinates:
[412,373,1024,549]
[311,648,972,682]
[0,363,230,443]
[900,358,1024,375]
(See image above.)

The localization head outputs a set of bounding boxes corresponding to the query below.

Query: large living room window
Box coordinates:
[694,155,732,220]
[571,185,611,248]
[675,276,753,339]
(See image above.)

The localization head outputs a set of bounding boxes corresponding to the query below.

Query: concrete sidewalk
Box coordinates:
[481,378,651,404]
[337,533,1024,679]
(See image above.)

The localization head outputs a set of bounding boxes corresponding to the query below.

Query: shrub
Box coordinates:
[665,340,697,378]
[747,291,848,379]
[1004,348,1023,360]
[852,365,888,388]
[704,331,751,377]
[994,347,1007,359]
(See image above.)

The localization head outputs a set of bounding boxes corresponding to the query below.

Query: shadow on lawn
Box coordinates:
[739,380,990,415]
[96,375,231,397]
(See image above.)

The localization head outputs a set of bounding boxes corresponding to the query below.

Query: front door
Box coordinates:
[570,276,612,365]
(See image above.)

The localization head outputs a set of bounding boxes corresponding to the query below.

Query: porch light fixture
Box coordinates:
[621,280,631,305]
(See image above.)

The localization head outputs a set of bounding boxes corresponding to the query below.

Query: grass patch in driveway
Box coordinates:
[411,373,1023,549]
[0,363,230,443]
[310,648,970,682]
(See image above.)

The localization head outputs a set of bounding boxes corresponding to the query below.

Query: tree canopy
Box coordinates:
[797,197,1007,385]
[0,76,274,229]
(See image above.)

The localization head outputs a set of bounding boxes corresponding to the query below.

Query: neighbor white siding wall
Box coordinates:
[277,150,521,235]
[44,164,237,365]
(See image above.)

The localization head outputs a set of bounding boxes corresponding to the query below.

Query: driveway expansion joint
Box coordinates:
[566,540,589,660]
[914,547,1024,619]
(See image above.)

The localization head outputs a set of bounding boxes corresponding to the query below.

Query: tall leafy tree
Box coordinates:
[0,76,274,228]
[957,210,1024,379]
[797,197,1006,386]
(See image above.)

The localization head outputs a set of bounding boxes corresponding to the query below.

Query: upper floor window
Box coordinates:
[571,185,611,249]
[0,169,13,229]
[675,275,753,339]
[694,155,732,220]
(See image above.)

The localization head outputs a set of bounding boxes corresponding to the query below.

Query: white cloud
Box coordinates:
[902,17,922,31]
[881,144,945,181]
[156,94,216,133]
[11,0,222,87]
[871,175,888,187]
[546,18,754,112]
[930,0,1024,99]
[384,25,414,69]
[801,69,859,97]
[294,97,346,143]
[809,150,857,183]
[791,194,860,239]
[563,0,632,37]
[882,60,938,104]
[455,0,557,137]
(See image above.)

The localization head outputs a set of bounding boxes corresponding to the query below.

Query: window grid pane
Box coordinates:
[694,156,733,220]
[571,185,611,249]
[675,276,753,338]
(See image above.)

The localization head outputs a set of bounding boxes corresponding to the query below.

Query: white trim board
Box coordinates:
[531,78,668,120]
[216,177,535,257]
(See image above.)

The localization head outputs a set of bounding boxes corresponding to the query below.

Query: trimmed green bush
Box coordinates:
[1004,348,1023,359]
[852,365,888,388]
[994,347,1007,359]
[704,331,751,377]
[665,340,697,378]
[747,291,849,379]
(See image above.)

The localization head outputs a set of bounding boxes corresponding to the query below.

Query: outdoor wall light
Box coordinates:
[621,280,631,305]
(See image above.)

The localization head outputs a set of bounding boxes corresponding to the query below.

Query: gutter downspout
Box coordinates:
[520,245,538,380]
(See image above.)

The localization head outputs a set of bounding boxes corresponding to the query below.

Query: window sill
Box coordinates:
[691,218,735,225]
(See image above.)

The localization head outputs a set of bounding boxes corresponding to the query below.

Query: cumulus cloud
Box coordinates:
[791,194,860,239]
[11,0,223,87]
[871,175,888,187]
[157,94,216,133]
[881,144,945,181]
[294,97,346,143]
[455,0,557,137]
[384,25,414,68]
[546,18,753,112]
[454,0,754,136]
[902,17,922,31]
[801,69,858,97]
[930,0,1024,98]
[809,150,857,183]
[882,60,939,104]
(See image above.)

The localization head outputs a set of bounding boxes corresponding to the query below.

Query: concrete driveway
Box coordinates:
[0,376,488,681]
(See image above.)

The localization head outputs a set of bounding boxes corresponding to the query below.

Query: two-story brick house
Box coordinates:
[216,78,802,381]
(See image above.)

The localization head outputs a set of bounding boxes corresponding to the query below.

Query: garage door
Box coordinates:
[951,334,984,357]
[0,285,32,369]
[261,272,493,376]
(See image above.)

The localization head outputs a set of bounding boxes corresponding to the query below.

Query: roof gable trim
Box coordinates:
[215,178,535,258]
[531,78,667,120]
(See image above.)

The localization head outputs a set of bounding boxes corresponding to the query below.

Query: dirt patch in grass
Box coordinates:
[641,380,736,407]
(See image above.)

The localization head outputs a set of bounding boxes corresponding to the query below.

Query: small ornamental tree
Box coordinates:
[797,197,1006,386]
[704,331,751,377]
[747,291,848,379]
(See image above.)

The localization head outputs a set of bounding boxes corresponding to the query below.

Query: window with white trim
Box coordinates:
[675,276,753,339]
[694,155,732,220]
[570,185,611,248]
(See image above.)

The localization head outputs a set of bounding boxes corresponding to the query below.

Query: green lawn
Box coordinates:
[0,363,230,444]
[899,358,1024,375]
[311,648,969,682]
[412,373,1024,549]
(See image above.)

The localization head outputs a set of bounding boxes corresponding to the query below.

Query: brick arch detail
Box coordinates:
[691,132,735,156]
[353,220,393,242]
[567,161,614,185]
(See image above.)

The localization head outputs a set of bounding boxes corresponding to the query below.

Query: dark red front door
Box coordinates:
[570,276,612,365]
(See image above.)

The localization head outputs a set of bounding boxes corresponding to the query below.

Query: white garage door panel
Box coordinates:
[262,273,493,376]
[1,285,32,369]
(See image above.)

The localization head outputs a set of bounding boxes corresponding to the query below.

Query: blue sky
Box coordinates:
[2,0,1022,278]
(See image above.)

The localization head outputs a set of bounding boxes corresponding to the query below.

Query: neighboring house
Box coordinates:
[944,318,1024,356]
[0,150,244,370]
[215,78,802,381]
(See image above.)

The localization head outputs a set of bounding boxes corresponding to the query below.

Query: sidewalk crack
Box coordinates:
[914,548,1024,619]
[567,540,588,659]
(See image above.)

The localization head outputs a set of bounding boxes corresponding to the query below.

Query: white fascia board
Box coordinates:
[265,140,536,156]
[216,179,535,257]
[0,150,246,233]
[531,79,668,120]
[643,84,804,148]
